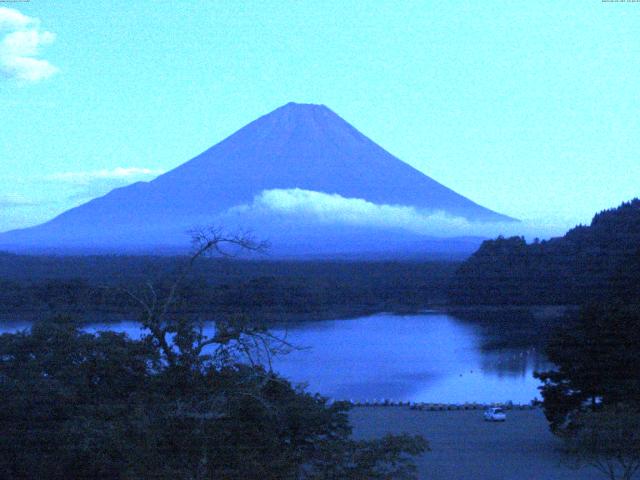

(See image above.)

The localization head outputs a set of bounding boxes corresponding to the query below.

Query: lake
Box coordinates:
[0,311,550,404]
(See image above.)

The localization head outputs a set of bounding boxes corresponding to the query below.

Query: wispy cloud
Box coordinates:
[0,194,36,209]
[0,7,58,83]
[230,188,565,239]
[49,167,165,185]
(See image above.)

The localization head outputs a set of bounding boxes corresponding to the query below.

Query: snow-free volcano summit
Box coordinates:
[0,103,516,256]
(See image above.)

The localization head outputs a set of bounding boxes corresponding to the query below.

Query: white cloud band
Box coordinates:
[230,188,564,239]
[0,7,57,83]
[0,194,35,209]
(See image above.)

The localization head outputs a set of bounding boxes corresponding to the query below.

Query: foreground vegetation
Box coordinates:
[0,316,427,479]
[534,303,640,480]
[0,233,427,479]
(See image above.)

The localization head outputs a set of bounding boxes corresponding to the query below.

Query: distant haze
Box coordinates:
[0,103,518,257]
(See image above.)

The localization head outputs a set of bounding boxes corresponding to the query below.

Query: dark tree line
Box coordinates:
[449,199,640,306]
[0,256,457,321]
[526,206,640,479]
[533,303,640,480]
[535,304,640,432]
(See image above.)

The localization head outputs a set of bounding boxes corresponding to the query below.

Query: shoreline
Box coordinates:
[0,303,575,325]
[344,401,538,411]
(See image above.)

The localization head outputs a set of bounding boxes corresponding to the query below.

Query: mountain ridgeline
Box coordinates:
[449,199,640,305]
[0,102,514,256]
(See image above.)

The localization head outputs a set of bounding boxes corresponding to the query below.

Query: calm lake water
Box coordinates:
[0,312,549,404]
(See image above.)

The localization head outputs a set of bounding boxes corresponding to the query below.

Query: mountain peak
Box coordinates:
[267,102,335,125]
[282,101,326,108]
[0,103,516,254]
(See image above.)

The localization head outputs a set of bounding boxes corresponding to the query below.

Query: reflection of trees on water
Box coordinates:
[448,306,564,352]
[480,348,552,378]
[462,308,561,379]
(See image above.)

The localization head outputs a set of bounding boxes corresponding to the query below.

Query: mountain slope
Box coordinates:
[448,199,640,305]
[0,102,515,254]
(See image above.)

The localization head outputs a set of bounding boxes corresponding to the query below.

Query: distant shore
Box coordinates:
[0,303,575,325]
[444,304,578,318]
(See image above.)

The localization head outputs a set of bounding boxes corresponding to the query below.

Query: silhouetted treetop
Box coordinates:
[449,199,640,305]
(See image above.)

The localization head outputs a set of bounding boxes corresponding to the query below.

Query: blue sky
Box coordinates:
[1,0,639,234]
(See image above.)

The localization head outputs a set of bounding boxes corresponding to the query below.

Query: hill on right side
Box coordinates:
[448,199,640,305]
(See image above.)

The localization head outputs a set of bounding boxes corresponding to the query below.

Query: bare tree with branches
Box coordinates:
[123,227,291,369]
[563,406,640,480]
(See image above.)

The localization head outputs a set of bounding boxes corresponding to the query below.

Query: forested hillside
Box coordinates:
[449,199,640,305]
[0,255,457,321]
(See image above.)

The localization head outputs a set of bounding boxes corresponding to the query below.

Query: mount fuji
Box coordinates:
[0,102,516,257]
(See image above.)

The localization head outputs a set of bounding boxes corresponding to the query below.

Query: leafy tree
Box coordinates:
[609,247,640,305]
[0,315,156,479]
[0,230,428,479]
[535,304,640,433]
[562,406,640,480]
